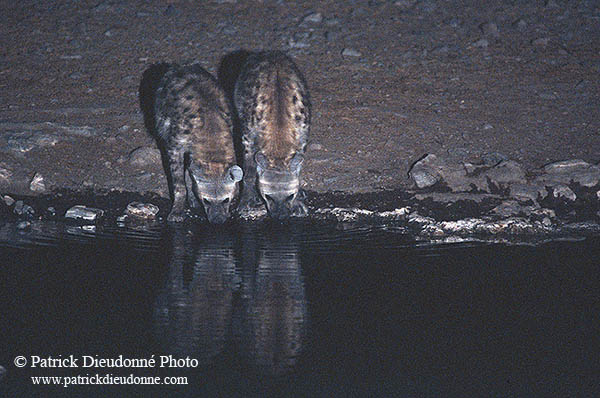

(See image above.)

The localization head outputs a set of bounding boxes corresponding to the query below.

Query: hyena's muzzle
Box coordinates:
[187,165,243,224]
[257,171,304,220]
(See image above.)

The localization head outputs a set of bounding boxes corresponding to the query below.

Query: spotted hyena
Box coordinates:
[155,64,242,223]
[234,51,311,220]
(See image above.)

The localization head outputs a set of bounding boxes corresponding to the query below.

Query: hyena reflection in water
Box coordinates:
[154,64,242,223]
[153,228,237,361]
[239,225,307,375]
[234,51,311,220]
[153,226,307,375]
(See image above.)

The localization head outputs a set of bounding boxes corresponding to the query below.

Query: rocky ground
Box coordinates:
[1,0,599,231]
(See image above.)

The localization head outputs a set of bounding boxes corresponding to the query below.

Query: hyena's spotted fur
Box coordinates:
[155,64,242,223]
[234,51,311,219]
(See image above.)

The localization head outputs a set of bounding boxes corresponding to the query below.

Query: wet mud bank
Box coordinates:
[2,165,599,244]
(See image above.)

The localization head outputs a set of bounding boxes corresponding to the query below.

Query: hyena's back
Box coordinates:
[234,51,310,167]
[155,64,235,175]
[153,64,241,223]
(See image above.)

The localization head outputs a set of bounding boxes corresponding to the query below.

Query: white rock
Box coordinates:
[30,172,46,192]
[128,146,161,167]
[17,221,31,230]
[65,205,104,221]
[472,38,489,48]
[303,12,322,24]
[2,195,15,206]
[0,164,12,182]
[552,185,576,201]
[14,201,35,217]
[125,202,159,219]
[544,159,590,173]
[341,48,361,57]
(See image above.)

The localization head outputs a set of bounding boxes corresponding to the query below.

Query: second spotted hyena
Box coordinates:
[234,51,311,220]
[155,64,242,223]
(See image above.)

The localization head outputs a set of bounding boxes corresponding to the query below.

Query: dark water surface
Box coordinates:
[0,220,599,397]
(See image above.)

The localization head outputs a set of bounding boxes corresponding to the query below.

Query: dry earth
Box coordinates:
[1,0,599,199]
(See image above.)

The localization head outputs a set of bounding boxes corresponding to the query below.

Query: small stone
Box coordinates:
[342,48,361,57]
[542,217,552,227]
[65,205,104,221]
[46,207,56,217]
[482,152,508,167]
[415,0,436,12]
[17,221,31,230]
[30,172,46,192]
[0,164,12,182]
[483,123,493,130]
[124,202,159,219]
[552,185,576,201]
[544,159,590,174]
[3,195,15,206]
[480,22,499,38]
[14,201,35,217]
[308,142,323,151]
[128,146,161,167]
[394,0,416,9]
[409,154,484,192]
[410,170,439,188]
[597,190,600,201]
[60,55,82,60]
[513,18,527,31]
[510,183,548,201]
[288,37,310,49]
[302,12,322,24]
[118,125,130,132]
[532,37,549,47]
[431,45,449,55]
[69,72,83,79]
[472,38,489,48]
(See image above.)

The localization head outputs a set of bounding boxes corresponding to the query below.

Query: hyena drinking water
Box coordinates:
[154,64,242,223]
[234,51,311,220]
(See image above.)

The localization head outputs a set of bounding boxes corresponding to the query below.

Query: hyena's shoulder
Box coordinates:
[155,64,232,143]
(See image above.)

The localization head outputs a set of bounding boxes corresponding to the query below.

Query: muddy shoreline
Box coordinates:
[2,178,599,244]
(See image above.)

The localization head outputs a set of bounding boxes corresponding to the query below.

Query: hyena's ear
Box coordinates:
[255,152,268,175]
[289,152,304,175]
[228,165,243,182]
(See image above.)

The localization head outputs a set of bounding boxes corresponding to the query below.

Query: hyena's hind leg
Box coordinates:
[167,148,187,222]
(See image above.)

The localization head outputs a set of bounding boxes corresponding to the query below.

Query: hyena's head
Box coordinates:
[187,163,243,224]
[255,151,304,220]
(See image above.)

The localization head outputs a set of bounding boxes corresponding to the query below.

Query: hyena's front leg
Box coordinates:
[185,168,200,211]
[238,147,261,213]
[291,189,308,217]
[167,148,187,222]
